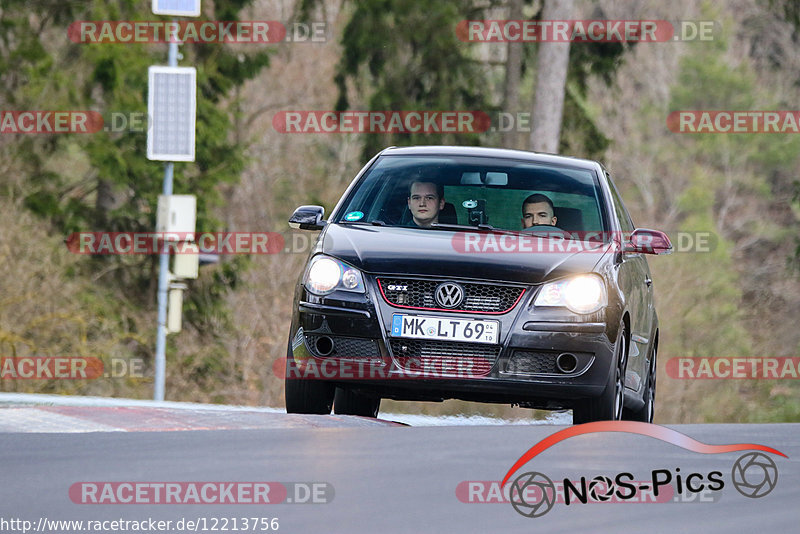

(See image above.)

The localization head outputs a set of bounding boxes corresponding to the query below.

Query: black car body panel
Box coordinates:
[321,224,610,284]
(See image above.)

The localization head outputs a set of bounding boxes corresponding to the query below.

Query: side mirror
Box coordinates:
[624,228,672,255]
[289,205,326,230]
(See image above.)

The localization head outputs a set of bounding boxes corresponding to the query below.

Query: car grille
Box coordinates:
[377,278,525,313]
[304,334,382,361]
[505,350,559,375]
[389,338,500,377]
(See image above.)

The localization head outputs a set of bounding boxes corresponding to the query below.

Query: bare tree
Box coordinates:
[502,0,524,149]
[529,0,574,153]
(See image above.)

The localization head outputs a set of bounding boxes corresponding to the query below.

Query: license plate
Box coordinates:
[391,314,499,344]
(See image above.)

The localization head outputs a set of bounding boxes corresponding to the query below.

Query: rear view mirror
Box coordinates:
[460,172,482,185]
[289,205,326,230]
[485,172,508,185]
[624,228,672,255]
[459,172,509,186]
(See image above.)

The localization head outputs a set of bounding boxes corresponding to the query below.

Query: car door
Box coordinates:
[606,172,653,393]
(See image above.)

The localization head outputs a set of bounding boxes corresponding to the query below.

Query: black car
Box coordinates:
[284,146,671,423]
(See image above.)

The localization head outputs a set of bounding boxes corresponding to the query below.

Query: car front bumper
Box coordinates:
[287,275,619,410]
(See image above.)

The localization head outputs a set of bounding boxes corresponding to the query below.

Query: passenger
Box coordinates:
[521,193,557,228]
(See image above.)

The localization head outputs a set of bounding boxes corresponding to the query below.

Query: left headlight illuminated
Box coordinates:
[304,255,366,295]
[533,274,607,314]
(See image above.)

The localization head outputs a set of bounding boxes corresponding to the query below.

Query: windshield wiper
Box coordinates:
[429,223,528,236]
[429,223,496,232]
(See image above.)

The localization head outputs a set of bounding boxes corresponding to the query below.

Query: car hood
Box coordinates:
[321,224,611,285]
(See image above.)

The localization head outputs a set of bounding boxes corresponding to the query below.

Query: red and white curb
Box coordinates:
[0,393,400,432]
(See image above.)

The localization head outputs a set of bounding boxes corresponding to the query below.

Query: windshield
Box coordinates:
[333,155,609,239]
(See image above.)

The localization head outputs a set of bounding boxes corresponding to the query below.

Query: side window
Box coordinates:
[606,172,635,233]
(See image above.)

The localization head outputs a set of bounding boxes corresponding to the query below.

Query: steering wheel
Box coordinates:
[520,224,569,237]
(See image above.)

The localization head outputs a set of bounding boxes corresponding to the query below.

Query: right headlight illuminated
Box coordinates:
[533,274,607,314]
[304,255,366,296]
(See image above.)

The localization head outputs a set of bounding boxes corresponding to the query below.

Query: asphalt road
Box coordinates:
[1,416,797,534]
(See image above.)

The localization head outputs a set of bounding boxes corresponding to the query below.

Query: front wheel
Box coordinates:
[285,374,335,414]
[334,387,380,417]
[573,324,627,424]
[284,337,335,414]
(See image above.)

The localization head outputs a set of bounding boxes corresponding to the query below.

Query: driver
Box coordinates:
[407,181,445,227]
[521,193,557,228]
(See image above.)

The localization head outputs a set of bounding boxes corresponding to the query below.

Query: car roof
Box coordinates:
[378,145,601,171]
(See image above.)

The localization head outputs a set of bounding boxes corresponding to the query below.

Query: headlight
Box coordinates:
[534,274,607,314]
[304,255,365,295]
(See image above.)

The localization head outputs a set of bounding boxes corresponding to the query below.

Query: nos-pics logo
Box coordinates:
[502,421,784,518]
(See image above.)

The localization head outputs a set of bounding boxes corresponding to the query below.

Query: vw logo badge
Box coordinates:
[435,282,464,308]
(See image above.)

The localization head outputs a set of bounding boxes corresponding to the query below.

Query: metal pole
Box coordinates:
[154,33,179,401]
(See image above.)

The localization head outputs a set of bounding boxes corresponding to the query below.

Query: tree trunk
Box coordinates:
[529,0,574,153]
[95,178,116,226]
[501,0,524,149]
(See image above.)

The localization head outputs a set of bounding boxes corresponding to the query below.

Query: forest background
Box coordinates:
[2,0,799,423]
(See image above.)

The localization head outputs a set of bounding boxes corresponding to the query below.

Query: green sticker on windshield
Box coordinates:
[344,211,364,221]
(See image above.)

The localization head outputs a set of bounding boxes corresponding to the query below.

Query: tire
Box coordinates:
[284,337,335,414]
[285,374,335,414]
[334,387,381,417]
[623,343,656,423]
[573,324,628,424]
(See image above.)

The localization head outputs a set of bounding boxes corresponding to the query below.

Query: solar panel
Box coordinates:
[152,0,201,17]
[147,66,196,162]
